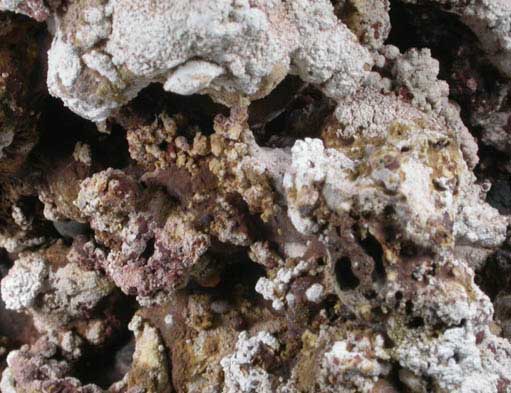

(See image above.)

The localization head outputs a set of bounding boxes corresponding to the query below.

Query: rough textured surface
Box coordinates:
[0,0,511,392]
[1,0,373,122]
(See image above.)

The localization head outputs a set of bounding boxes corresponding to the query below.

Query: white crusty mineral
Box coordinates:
[221,331,280,393]
[3,0,371,122]
[1,254,48,311]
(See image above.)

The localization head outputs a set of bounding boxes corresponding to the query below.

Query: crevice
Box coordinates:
[477,146,511,214]
[74,291,137,389]
[335,256,360,290]
[141,237,156,260]
[28,96,98,167]
[388,363,411,392]
[25,96,132,173]
[250,79,336,148]
[75,334,135,389]
[248,75,306,131]
[387,1,507,136]
[20,195,62,240]
[188,248,267,304]
[486,178,511,216]
[355,230,386,284]
[476,247,511,301]
[118,83,229,138]
[407,316,425,329]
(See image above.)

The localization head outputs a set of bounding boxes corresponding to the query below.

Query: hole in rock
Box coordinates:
[158,141,169,151]
[405,300,414,315]
[248,75,305,130]
[355,231,386,283]
[250,77,336,148]
[335,256,360,290]
[188,248,267,304]
[75,291,137,389]
[75,335,136,389]
[364,290,377,300]
[407,316,425,329]
[475,248,511,300]
[0,250,10,269]
[400,240,418,258]
[141,237,156,260]
[30,96,99,164]
[27,96,132,171]
[219,251,266,295]
[484,168,511,215]
[123,84,229,138]
[16,195,42,219]
[404,301,425,329]
[323,294,356,323]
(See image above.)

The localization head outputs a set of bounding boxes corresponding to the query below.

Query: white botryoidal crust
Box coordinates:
[389,47,480,169]
[392,48,449,114]
[255,260,310,311]
[220,331,280,393]
[286,0,372,99]
[284,89,507,250]
[283,138,354,235]
[47,33,82,89]
[321,332,391,393]
[1,252,113,333]
[396,325,511,393]
[0,254,48,311]
[305,283,325,304]
[1,1,510,391]
[0,0,23,8]
[38,0,372,122]
[82,51,121,85]
[0,0,49,21]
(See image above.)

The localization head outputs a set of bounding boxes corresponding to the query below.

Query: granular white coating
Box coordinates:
[1,254,48,311]
[322,332,391,393]
[7,0,372,121]
[255,260,310,310]
[221,331,280,393]
[163,61,225,96]
[305,283,325,303]
[47,34,82,89]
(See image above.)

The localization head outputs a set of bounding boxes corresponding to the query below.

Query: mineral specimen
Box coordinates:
[0,0,511,392]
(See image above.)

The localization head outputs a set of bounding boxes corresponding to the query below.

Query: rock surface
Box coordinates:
[0,0,510,392]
